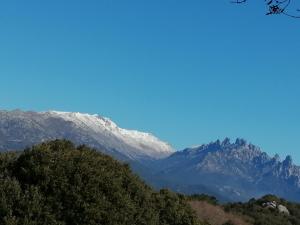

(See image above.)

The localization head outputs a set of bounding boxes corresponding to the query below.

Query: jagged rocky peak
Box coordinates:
[208,138,260,151]
[207,138,230,148]
[158,139,300,202]
[235,138,247,146]
[208,139,222,148]
[190,138,261,154]
[283,155,293,167]
[273,154,281,162]
[222,137,231,146]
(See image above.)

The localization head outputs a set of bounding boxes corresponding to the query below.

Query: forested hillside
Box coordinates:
[0,140,200,225]
[1,139,300,225]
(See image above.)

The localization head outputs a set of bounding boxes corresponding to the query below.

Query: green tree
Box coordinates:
[0,140,203,225]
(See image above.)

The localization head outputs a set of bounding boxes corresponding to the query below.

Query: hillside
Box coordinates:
[189,200,250,225]
[0,110,173,161]
[225,195,300,225]
[151,138,300,202]
[1,139,300,225]
[0,140,200,225]
[189,194,300,225]
[2,110,300,203]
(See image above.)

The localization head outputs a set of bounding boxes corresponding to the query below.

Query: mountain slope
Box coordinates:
[151,138,300,202]
[0,110,173,161]
[2,109,300,203]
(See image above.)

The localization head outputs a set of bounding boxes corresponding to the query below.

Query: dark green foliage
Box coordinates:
[225,195,300,225]
[154,190,201,225]
[0,140,202,225]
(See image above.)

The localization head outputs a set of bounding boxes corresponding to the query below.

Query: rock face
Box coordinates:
[0,110,173,161]
[150,138,300,202]
[278,205,290,215]
[262,201,277,209]
[262,201,290,215]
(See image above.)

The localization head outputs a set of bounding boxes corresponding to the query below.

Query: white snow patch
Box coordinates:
[43,111,174,159]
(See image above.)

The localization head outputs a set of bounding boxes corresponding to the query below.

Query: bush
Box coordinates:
[0,140,202,225]
[225,195,300,225]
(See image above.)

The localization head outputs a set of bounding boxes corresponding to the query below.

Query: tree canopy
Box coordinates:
[0,140,202,225]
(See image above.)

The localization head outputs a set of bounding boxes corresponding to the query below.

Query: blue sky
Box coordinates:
[1,1,300,163]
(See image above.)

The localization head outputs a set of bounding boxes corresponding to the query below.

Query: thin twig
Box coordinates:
[232,0,300,18]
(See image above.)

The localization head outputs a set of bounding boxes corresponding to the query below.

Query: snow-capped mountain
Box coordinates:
[2,109,300,203]
[148,138,300,202]
[0,110,173,161]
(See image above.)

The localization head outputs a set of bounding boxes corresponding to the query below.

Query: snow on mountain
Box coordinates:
[0,110,173,161]
[3,109,300,203]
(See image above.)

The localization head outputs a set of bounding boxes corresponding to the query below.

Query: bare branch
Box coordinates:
[232,0,300,18]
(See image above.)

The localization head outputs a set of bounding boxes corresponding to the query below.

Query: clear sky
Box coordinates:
[1,1,300,163]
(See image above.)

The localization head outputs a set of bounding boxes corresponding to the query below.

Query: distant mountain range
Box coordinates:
[1,109,300,202]
[151,139,300,202]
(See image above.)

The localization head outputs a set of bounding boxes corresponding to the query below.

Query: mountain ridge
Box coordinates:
[150,138,300,202]
[0,109,173,161]
[1,109,300,202]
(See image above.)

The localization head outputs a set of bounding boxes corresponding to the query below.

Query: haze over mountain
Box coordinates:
[1,109,300,202]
